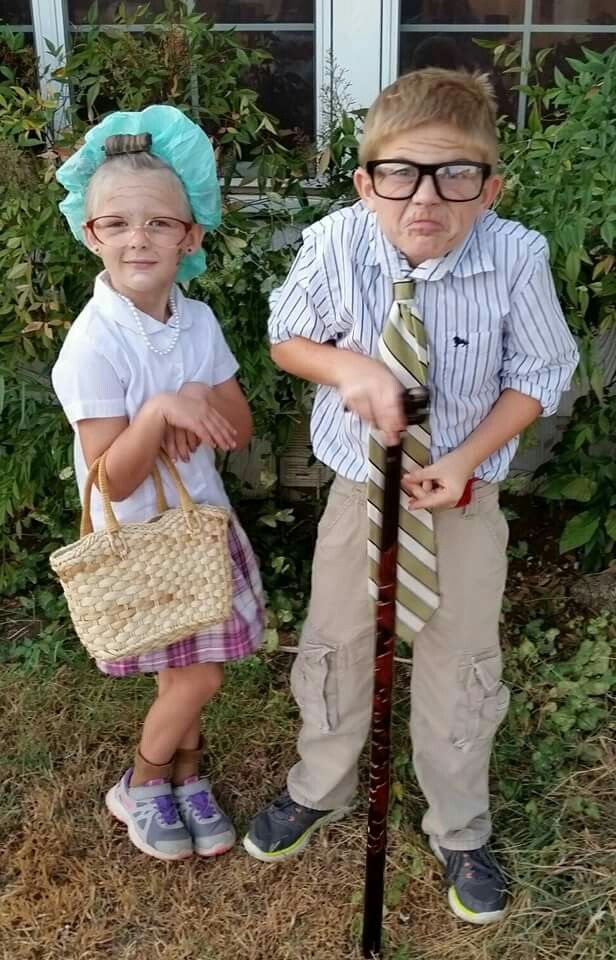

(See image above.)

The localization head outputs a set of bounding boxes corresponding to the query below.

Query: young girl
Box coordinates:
[52,106,264,862]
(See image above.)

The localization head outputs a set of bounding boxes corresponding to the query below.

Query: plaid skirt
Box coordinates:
[96,513,265,677]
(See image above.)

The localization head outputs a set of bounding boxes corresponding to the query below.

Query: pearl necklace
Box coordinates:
[120,291,181,357]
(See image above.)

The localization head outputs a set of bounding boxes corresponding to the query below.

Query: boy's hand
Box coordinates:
[338,355,406,445]
[158,389,237,454]
[402,450,473,511]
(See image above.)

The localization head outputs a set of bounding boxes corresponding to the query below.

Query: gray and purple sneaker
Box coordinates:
[105,769,193,861]
[174,776,236,857]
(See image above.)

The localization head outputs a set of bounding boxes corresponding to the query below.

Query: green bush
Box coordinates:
[496,45,616,355]
[2,9,615,655]
[493,43,616,570]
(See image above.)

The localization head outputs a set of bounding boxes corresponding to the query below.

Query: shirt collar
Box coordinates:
[93,272,192,333]
[361,205,495,281]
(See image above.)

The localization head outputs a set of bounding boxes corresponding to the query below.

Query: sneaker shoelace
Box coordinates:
[152,793,179,826]
[270,790,321,823]
[187,789,218,821]
[269,791,297,819]
[445,847,500,885]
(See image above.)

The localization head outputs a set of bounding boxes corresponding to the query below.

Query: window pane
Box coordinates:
[401,0,524,25]
[236,30,315,139]
[399,31,519,118]
[0,0,32,24]
[533,1,616,25]
[196,1,314,23]
[68,1,166,23]
[531,32,616,73]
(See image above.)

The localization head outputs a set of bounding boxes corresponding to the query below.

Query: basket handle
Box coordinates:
[80,449,196,537]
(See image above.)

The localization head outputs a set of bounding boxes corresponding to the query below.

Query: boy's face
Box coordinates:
[354,122,502,266]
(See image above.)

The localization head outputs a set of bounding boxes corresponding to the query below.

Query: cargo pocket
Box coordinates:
[291,642,339,734]
[451,648,510,751]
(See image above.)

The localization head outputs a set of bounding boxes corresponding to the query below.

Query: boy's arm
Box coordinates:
[402,390,541,509]
[269,229,408,444]
[272,337,407,445]
[403,245,579,511]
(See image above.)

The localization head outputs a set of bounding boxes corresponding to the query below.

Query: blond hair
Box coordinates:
[359,69,499,167]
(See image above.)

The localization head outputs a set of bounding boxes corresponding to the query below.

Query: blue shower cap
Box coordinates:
[56,104,221,283]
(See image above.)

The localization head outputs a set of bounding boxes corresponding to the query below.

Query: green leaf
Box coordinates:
[7,262,29,280]
[559,512,601,553]
[605,510,616,541]
[561,477,597,502]
[553,66,567,88]
[565,250,581,284]
[86,80,101,116]
[493,44,506,64]
[590,365,604,401]
[535,47,552,70]
[600,221,614,248]
[263,628,279,653]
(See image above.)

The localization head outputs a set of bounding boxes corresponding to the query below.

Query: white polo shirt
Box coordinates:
[52,273,239,531]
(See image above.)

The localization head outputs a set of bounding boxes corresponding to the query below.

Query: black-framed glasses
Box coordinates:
[366,160,492,202]
[86,216,193,248]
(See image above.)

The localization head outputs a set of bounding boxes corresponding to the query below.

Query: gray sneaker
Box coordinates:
[174,776,236,857]
[105,769,193,861]
[430,838,508,925]
[243,789,350,863]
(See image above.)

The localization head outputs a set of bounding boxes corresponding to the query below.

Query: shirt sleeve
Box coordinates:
[207,310,240,385]
[501,245,579,416]
[268,231,349,345]
[51,336,127,425]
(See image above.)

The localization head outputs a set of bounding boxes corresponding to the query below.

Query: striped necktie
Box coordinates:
[367,280,439,644]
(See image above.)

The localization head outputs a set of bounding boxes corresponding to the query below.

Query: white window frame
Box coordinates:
[26,1,616,139]
[31,0,68,98]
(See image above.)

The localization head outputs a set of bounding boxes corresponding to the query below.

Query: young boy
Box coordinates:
[243,69,578,924]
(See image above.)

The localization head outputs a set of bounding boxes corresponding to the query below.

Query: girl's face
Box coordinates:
[83,170,203,303]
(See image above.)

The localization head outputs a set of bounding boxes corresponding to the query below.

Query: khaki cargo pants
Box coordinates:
[287,474,510,850]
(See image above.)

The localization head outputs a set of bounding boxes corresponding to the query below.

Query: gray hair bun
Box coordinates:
[103,133,153,157]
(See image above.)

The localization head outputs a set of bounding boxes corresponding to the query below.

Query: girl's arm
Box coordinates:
[78,391,238,501]
[206,377,253,449]
[164,379,253,462]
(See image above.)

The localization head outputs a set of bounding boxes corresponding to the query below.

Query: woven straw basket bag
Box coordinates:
[50,451,232,662]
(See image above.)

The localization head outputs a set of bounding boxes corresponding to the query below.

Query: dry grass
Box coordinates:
[1,646,614,960]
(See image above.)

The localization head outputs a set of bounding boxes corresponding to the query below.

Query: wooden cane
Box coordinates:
[362,387,428,960]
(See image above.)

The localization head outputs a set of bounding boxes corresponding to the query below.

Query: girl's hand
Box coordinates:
[158,391,237,451]
[162,425,200,463]
[402,451,473,511]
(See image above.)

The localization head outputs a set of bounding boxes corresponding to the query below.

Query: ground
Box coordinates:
[1,497,614,960]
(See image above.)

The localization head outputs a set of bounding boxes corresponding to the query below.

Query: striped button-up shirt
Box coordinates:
[268,201,579,483]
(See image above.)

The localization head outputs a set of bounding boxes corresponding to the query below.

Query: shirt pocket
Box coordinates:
[436,328,502,397]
